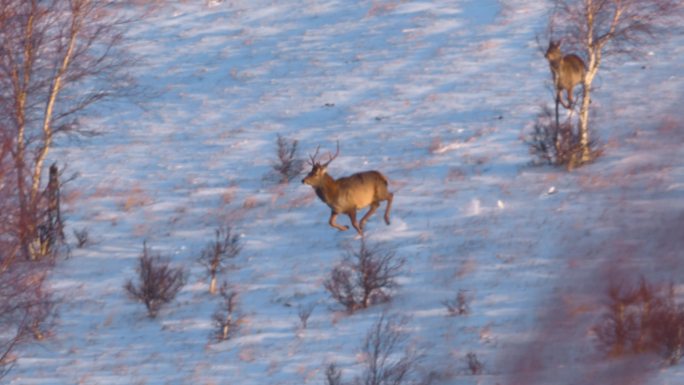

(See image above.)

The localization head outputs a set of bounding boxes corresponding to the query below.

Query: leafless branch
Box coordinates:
[211,283,239,342]
[357,313,423,385]
[125,242,187,318]
[198,225,241,295]
[324,239,404,313]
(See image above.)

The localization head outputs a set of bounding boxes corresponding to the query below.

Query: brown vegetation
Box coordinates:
[595,278,684,365]
[324,239,404,313]
[124,242,187,318]
[198,226,241,295]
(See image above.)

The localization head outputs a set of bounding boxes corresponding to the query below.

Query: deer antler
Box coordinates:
[308,145,321,165]
[322,140,340,168]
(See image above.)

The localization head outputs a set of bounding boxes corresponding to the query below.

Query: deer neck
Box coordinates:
[548,57,561,71]
[314,174,339,204]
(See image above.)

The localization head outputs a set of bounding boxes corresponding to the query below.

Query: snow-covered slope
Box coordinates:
[8,1,684,384]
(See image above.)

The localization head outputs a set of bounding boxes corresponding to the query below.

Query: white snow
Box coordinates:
[7,0,684,384]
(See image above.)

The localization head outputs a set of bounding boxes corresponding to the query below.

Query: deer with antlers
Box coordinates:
[545,40,586,109]
[302,142,393,236]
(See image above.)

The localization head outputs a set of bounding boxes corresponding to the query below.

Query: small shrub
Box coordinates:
[198,226,241,295]
[324,362,343,385]
[595,279,654,357]
[594,277,684,364]
[442,289,471,316]
[211,283,239,342]
[464,352,483,375]
[124,242,187,318]
[649,296,684,365]
[526,105,600,169]
[297,303,316,330]
[73,227,89,248]
[324,239,404,313]
[271,134,304,184]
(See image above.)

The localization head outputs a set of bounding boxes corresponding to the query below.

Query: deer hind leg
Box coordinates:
[566,88,575,109]
[383,192,393,225]
[360,202,380,230]
[557,88,571,109]
[347,210,363,236]
[329,211,349,232]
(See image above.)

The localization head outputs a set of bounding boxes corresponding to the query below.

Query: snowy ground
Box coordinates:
[7,0,684,384]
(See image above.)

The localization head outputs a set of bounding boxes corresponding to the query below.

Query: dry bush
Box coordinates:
[297,303,316,330]
[270,134,305,184]
[324,362,343,385]
[211,283,239,342]
[464,352,483,375]
[594,278,684,364]
[356,313,423,385]
[324,240,404,313]
[649,296,684,365]
[197,226,241,295]
[442,289,471,316]
[526,105,600,169]
[73,227,89,248]
[124,242,187,318]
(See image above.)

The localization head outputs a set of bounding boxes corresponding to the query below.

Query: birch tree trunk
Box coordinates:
[30,2,83,209]
[579,64,598,164]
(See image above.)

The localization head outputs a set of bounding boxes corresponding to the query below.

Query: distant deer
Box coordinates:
[302,142,393,236]
[545,40,586,109]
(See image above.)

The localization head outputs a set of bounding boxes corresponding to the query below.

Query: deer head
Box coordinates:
[301,141,339,187]
[545,40,562,62]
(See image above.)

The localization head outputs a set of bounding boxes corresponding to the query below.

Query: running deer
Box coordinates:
[302,142,393,236]
[545,40,586,109]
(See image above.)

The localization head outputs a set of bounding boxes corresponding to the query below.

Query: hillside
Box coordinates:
[7,1,684,384]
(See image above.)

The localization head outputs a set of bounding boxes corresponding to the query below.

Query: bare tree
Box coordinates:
[0,143,55,380]
[548,0,682,164]
[198,226,241,295]
[211,283,239,342]
[357,313,422,385]
[0,0,135,259]
[324,239,404,313]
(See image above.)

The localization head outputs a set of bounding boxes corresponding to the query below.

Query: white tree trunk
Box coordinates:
[579,71,594,163]
[209,276,217,295]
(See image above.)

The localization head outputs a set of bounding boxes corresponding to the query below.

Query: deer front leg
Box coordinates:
[329,211,349,232]
[347,210,363,236]
[359,203,379,230]
[383,192,393,225]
